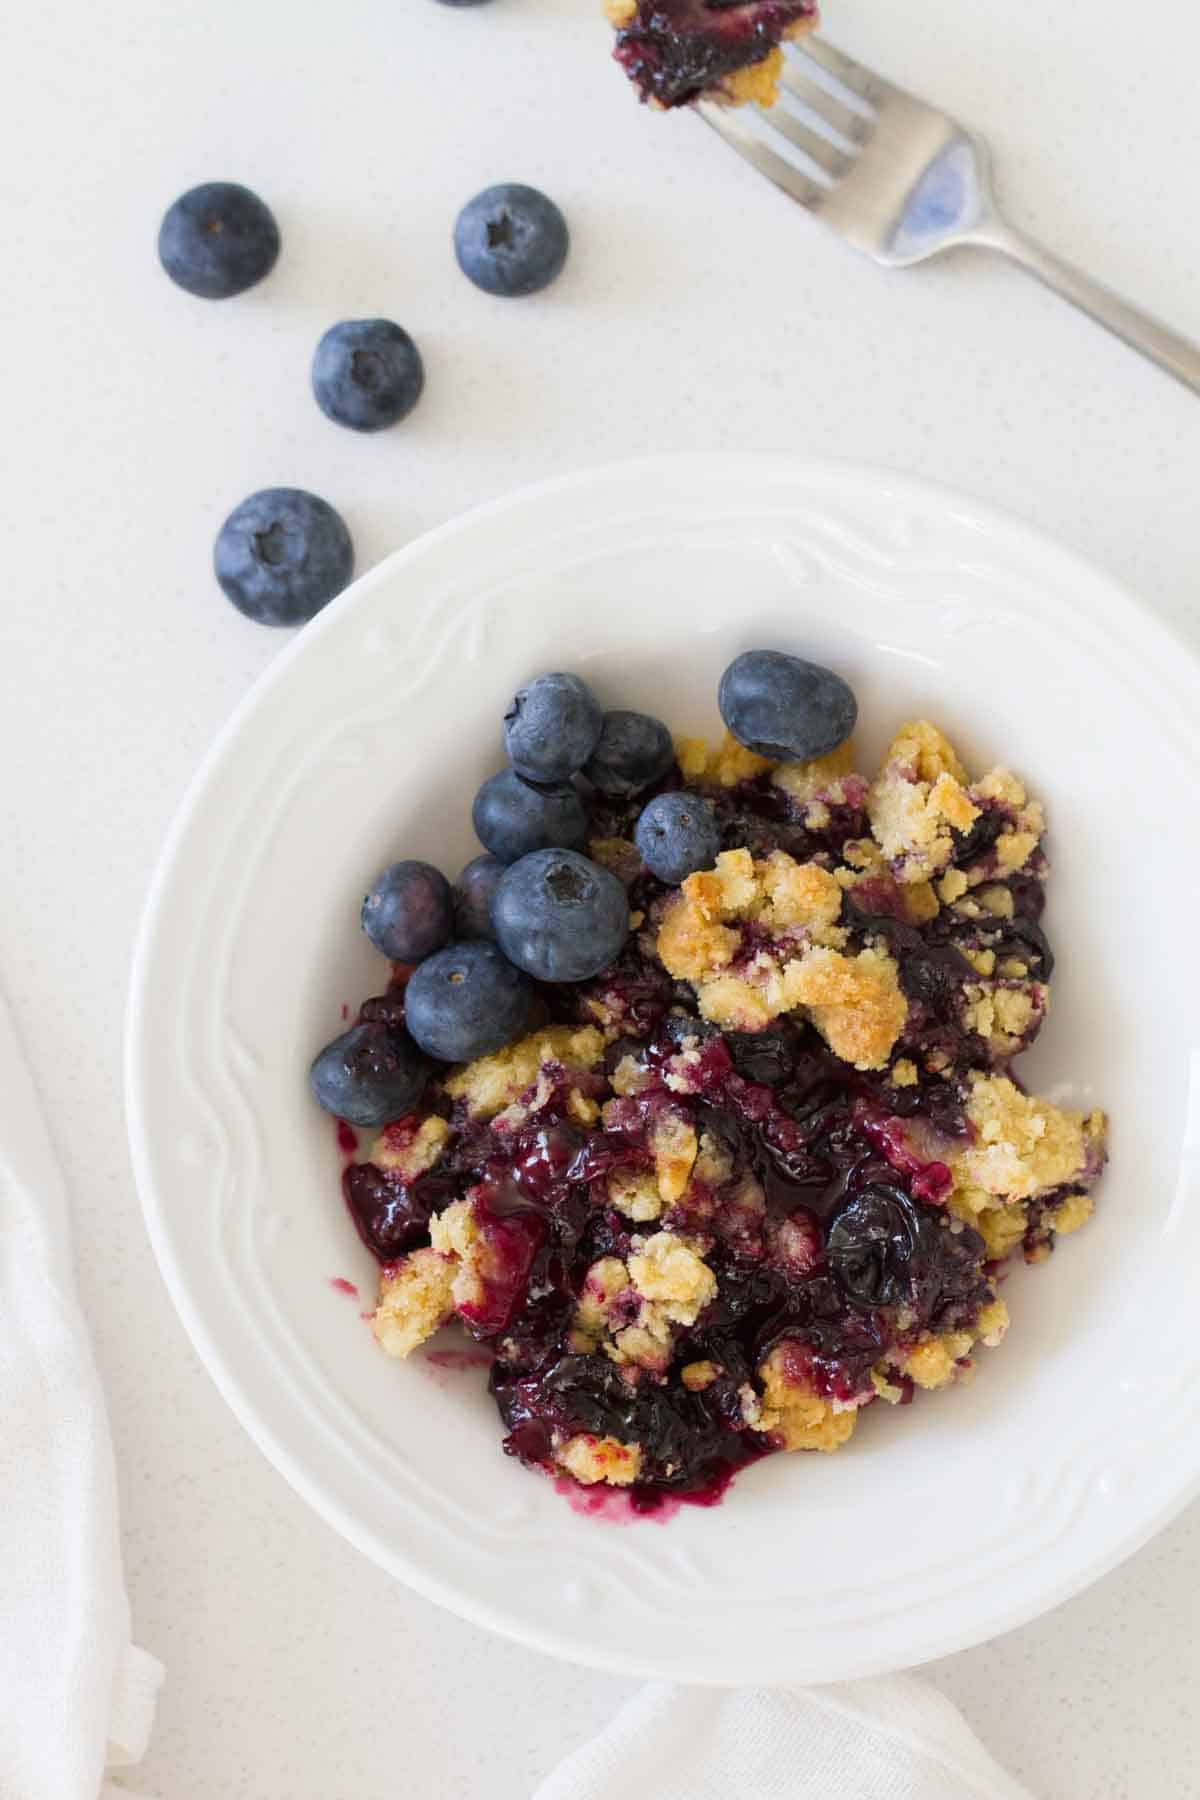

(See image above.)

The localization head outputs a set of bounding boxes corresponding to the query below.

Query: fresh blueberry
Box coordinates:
[583,709,674,797]
[312,318,425,432]
[361,861,453,963]
[472,769,587,863]
[634,791,721,884]
[214,488,354,626]
[453,853,505,939]
[404,941,533,1062]
[157,181,280,299]
[503,672,602,783]
[454,184,569,297]
[492,849,630,983]
[309,1020,428,1128]
[718,649,857,762]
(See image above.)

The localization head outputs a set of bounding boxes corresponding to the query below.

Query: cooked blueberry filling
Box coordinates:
[612,0,819,109]
[316,667,1107,1512]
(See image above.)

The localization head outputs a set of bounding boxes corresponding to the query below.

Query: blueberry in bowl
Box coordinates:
[405,941,534,1062]
[453,854,506,940]
[719,649,857,761]
[584,709,676,797]
[472,769,588,862]
[504,672,603,783]
[492,848,630,982]
[308,1019,428,1129]
[635,790,722,884]
[361,861,454,963]
[313,650,1108,1513]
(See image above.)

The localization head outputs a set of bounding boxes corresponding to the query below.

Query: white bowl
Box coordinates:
[126,454,1200,1684]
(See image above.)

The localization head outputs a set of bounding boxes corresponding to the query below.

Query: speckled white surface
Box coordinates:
[4,1,1199,1794]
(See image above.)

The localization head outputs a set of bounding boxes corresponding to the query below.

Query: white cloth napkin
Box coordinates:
[0,984,162,1800]
[534,1677,1035,1800]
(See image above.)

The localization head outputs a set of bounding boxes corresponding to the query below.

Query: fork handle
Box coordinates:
[976,222,1200,396]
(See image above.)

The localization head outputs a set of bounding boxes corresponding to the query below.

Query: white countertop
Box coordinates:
[6,1,1200,1793]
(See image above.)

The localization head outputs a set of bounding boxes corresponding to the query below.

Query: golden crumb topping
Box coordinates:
[555,1433,642,1486]
[868,722,1046,888]
[974,1202,1029,1259]
[1050,1191,1094,1235]
[961,980,1046,1061]
[628,1231,717,1325]
[371,1250,456,1360]
[609,1316,675,1373]
[891,1296,1010,1392]
[759,854,844,932]
[656,845,905,1068]
[657,846,846,987]
[721,46,788,106]
[771,740,857,806]
[890,720,968,786]
[648,1109,699,1203]
[757,1346,858,1453]
[674,730,774,788]
[604,0,637,22]
[867,721,979,884]
[370,1114,450,1181]
[901,1331,975,1390]
[427,1197,490,1314]
[949,1074,1107,1213]
[429,1197,478,1261]
[574,1256,631,1340]
[607,1166,664,1222]
[681,1359,719,1392]
[786,945,907,1070]
[444,1025,604,1119]
[657,894,739,983]
[977,1297,1010,1346]
[693,1127,734,1187]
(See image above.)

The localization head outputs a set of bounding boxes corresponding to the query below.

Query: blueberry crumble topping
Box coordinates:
[311,656,1108,1511]
[606,0,820,110]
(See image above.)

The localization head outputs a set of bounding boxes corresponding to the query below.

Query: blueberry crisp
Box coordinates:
[606,0,820,110]
[311,654,1108,1511]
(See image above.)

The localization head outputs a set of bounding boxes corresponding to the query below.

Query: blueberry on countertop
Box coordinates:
[158,181,280,299]
[472,769,588,863]
[309,1020,429,1128]
[634,791,721,885]
[718,649,857,762]
[214,488,353,626]
[492,849,630,983]
[453,853,505,939]
[503,671,602,783]
[454,183,569,297]
[361,861,453,963]
[312,318,425,432]
[583,709,674,796]
[404,941,533,1062]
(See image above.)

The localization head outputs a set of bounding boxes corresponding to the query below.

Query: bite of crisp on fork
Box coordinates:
[606,0,819,109]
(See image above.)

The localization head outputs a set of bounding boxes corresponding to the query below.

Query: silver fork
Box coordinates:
[699,38,1200,395]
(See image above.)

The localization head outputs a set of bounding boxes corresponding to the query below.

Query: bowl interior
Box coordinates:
[128,456,1200,1683]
